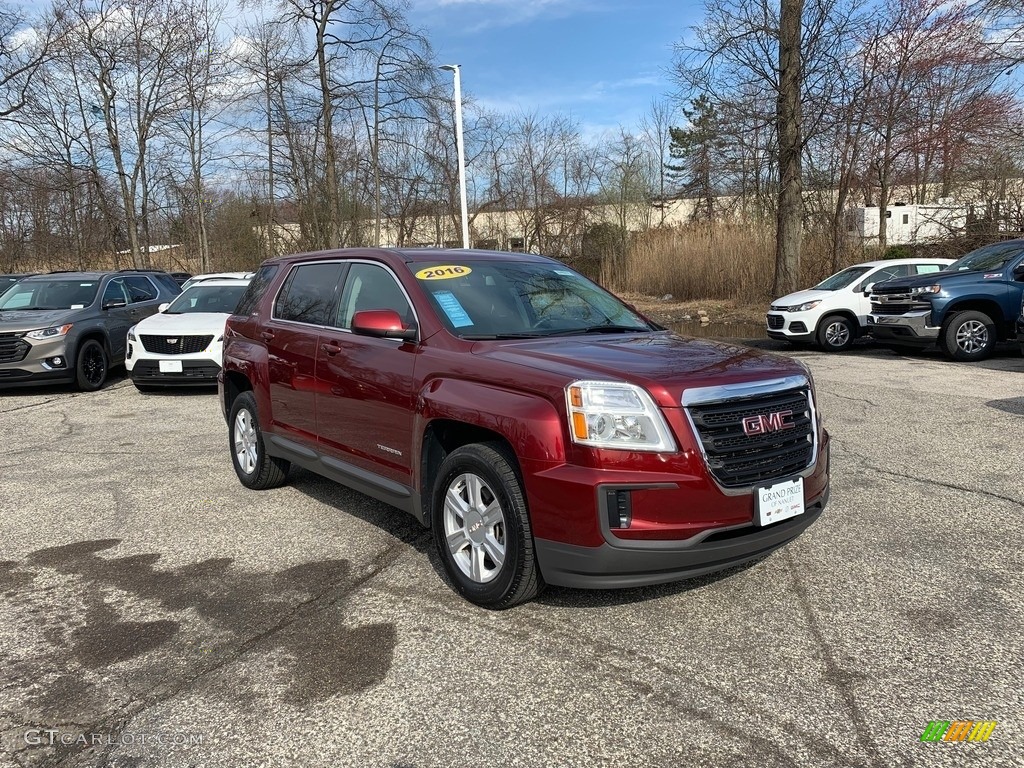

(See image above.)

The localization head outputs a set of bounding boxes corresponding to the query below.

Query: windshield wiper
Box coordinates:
[460,332,549,340]
[537,324,651,337]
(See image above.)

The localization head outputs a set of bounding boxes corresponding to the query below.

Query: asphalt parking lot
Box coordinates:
[1,342,1022,768]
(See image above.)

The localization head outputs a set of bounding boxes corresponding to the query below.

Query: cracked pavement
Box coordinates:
[0,342,1022,768]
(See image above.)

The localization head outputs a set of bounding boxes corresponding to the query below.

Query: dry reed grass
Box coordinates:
[604,224,884,302]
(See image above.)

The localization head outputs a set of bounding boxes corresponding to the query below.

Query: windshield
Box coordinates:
[0,279,99,310]
[812,266,873,291]
[948,242,1023,273]
[413,260,653,339]
[165,284,248,314]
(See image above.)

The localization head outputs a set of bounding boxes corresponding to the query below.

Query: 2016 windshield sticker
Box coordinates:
[432,290,473,328]
[415,265,472,280]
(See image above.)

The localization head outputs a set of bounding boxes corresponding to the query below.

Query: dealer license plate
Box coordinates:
[756,477,804,526]
[159,360,183,373]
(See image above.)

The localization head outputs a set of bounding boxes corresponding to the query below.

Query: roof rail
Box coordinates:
[116,267,168,273]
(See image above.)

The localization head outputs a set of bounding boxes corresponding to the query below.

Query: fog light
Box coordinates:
[51,357,63,366]
[604,488,632,529]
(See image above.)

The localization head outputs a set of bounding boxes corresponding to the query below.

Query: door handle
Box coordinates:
[321,342,342,355]
[260,331,275,341]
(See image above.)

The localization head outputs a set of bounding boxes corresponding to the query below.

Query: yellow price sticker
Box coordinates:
[415,265,472,280]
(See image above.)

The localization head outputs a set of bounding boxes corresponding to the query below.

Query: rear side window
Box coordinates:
[123,275,158,302]
[274,262,344,325]
[235,265,279,315]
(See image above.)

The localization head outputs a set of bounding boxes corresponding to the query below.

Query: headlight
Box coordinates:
[790,300,821,312]
[26,323,73,340]
[912,285,941,296]
[127,326,137,341]
[566,380,676,452]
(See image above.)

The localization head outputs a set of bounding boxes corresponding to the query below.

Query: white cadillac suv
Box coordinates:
[125,278,251,390]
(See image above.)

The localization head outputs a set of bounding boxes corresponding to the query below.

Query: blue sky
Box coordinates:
[407,0,702,138]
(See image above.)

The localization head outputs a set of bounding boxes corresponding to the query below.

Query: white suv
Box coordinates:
[125,278,251,390]
[766,258,953,351]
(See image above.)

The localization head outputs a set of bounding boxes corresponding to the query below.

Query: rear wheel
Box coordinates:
[942,310,996,361]
[229,392,290,489]
[432,442,542,609]
[816,314,856,352]
[75,339,108,391]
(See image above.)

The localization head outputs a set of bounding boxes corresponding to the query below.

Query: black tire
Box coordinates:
[431,442,542,609]
[816,314,856,352]
[228,391,290,490]
[942,310,996,361]
[75,339,108,391]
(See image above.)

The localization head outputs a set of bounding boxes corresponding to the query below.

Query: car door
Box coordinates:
[853,264,913,323]
[314,261,418,488]
[100,278,134,360]
[264,261,345,445]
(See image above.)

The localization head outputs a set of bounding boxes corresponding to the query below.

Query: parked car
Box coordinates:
[220,249,831,608]
[1,273,39,297]
[169,271,193,287]
[126,278,251,390]
[181,271,255,291]
[766,258,954,351]
[0,270,182,389]
[868,239,1024,361]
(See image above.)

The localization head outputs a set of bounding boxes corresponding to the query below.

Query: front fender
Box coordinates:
[418,378,566,465]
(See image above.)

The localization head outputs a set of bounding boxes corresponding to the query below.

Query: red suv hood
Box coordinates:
[473,332,807,407]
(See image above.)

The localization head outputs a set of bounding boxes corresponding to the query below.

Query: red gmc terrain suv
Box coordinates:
[219,249,830,608]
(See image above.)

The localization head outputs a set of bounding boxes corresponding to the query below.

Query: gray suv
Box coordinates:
[0,271,181,390]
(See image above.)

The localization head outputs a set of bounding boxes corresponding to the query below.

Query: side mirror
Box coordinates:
[861,283,875,297]
[351,309,417,341]
[102,298,127,310]
[1012,262,1024,280]
[158,302,170,313]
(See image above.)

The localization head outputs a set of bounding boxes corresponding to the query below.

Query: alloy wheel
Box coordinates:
[955,320,988,355]
[443,472,507,584]
[824,321,850,348]
[233,409,258,475]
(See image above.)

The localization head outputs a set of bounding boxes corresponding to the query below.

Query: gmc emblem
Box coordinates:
[742,410,795,436]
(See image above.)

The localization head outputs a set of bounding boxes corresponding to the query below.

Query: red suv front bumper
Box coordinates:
[527,430,830,589]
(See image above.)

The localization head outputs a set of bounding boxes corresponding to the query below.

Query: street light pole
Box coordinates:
[440,64,469,249]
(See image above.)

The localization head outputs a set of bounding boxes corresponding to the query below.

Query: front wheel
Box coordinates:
[75,339,108,391]
[432,442,542,609]
[942,311,996,361]
[229,392,290,489]
[816,315,856,352]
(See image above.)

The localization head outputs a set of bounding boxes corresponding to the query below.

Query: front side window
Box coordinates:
[103,279,129,306]
[0,279,100,310]
[412,260,652,338]
[274,263,344,325]
[335,263,413,329]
